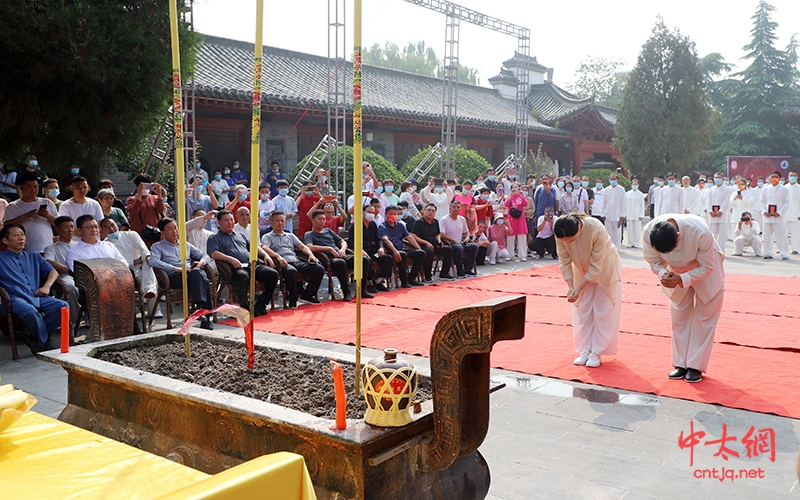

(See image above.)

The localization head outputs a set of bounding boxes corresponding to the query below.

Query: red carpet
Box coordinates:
[238,266,800,419]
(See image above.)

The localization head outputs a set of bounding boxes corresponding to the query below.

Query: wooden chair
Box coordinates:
[0,280,72,360]
[149,265,218,330]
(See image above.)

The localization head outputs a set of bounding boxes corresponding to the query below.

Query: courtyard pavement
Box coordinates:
[1,233,799,499]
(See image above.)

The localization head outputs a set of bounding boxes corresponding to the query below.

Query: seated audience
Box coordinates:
[43,216,80,327]
[378,205,425,287]
[410,204,454,281]
[439,201,479,276]
[100,218,157,300]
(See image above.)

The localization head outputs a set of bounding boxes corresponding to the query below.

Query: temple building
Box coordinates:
[192,35,620,176]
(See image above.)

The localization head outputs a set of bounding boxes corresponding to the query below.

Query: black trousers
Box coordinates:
[420,244,453,279]
[476,245,488,265]
[528,235,557,259]
[281,261,325,301]
[168,268,212,310]
[231,263,279,308]
[328,254,371,296]
[384,248,426,282]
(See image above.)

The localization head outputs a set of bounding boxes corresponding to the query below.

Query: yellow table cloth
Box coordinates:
[0,411,208,499]
[0,412,317,500]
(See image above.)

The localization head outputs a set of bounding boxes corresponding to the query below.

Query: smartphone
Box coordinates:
[324,195,334,202]
[362,191,371,197]
[142,182,155,191]
[433,178,444,187]
[712,205,720,213]
[202,179,209,185]
[39,204,47,211]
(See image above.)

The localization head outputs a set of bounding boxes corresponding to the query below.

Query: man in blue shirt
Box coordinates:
[379,205,426,287]
[207,210,279,317]
[229,159,249,187]
[186,178,220,231]
[265,161,286,198]
[533,174,558,226]
[149,218,214,330]
[0,224,66,353]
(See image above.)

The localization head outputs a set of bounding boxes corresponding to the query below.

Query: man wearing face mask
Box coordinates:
[681,176,698,215]
[625,179,646,248]
[483,168,498,192]
[271,180,298,233]
[591,178,605,222]
[602,175,626,249]
[784,171,800,254]
[315,168,333,196]
[421,177,454,219]
[474,187,494,227]
[186,177,220,231]
[229,159,247,186]
[225,184,252,216]
[377,205,426,288]
[266,161,285,198]
[761,171,790,259]
[189,160,209,184]
[533,174,557,237]
[127,174,166,249]
[656,172,684,216]
[733,211,763,257]
[101,217,158,301]
[296,181,321,240]
[500,168,519,194]
[706,172,732,252]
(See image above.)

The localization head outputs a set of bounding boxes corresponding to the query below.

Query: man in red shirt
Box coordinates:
[296,181,321,240]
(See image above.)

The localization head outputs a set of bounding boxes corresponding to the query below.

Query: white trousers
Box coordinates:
[59,275,81,326]
[708,222,727,254]
[506,234,527,259]
[788,220,800,252]
[488,242,509,262]
[604,220,621,250]
[133,262,158,297]
[626,219,642,247]
[733,236,763,256]
[572,282,621,355]
[669,286,723,372]
[762,221,789,258]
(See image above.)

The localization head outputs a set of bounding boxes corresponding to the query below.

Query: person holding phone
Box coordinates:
[126,173,166,249]
[421,177,453,219]
[3,173,59,253]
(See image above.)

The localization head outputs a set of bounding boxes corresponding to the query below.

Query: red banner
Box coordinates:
[727,156,792,181]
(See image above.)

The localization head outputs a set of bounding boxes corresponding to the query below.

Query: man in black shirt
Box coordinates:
[207,210,279,316]
[305,210,373,300]
[347,204,390,292]
[410,203,454,281]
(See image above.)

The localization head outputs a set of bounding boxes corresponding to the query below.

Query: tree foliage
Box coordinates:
[0,0,200,176]
[613,20,718,181]
[362,41,479,85]
[710,0,800,160]
[568,56,627,108]
[401,145,493,183]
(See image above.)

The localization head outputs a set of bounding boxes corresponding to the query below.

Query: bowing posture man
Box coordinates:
[643,214,724,383]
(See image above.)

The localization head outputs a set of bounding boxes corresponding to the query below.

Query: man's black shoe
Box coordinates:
[408,280,424,286]
[465,269,477,275]
[343,293,353,301]
[299,295,320,304]
[668,367,688,380]
[366,284,378,294]
[199,319,214,331]
[375,282,390,292]
[254,304,269,317]
[360,290,374,299]
[41,339,58,351]
[684,369,702,383]
[401,282,412,289]
[424,275,434,282]
[287,300,297,309]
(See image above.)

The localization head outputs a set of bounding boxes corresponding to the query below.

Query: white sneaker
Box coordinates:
[489,259,496,265]
[504,257,512,261]
[521,257,527,262]
[152,309,164,319]
[586,353,601,368]
[573,351,590,366]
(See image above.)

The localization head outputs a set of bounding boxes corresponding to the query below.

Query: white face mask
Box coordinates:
[365,213,375,222]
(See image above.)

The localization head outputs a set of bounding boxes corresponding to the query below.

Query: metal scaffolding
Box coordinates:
[328,0,348,198]
[404,0,531,175]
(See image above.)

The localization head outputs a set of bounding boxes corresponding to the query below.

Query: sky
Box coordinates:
[192,0,800,89]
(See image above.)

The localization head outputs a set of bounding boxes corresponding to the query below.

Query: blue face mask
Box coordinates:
[239,194,247,201]
[375,187,384,194]
[385,185,394,193]
[779,180,785,185]
[48,188,60,198]
[70,168,80,175]
[214,174,222,181]
[632,184,639,190]
[304,190,313,196]
[321,175,327,183]
[565,186,573,193]
[557,181,565,188]
[481,194,490,200]
[657,181,664,187]
[714,178,723,185]
[610,180,618,187]
[722,180,730,186]
[435,187,444,193]
[509,175,517,180]
[581,181,589,188]
[757,181,764,187]
[596,183,603,189]
[29,160,38,168]
[667,179,676,187]
[278,188,289,196]
[790,176,797,183]
[402,209,408,217]
[196,163,202,169]
[487,175,495,181]
[106,231,120,240]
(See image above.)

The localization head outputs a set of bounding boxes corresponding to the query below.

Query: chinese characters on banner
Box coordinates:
[678,421,775,467]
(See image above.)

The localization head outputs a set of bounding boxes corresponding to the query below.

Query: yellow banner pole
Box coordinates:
[249,0,264,319]
[168,0,190,358]
[353,0,363,395]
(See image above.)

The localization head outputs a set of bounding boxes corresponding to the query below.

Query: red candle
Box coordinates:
[331,361,347,430]
[60,307,69,353]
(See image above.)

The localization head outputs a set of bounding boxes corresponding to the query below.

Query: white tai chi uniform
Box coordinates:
[643,214,725,373]
[761,183,790,259]
[705,184,731,253]
[749,186,764,228]
[656,184,684,216]
[784,181,800,252]
[106,231,158,296]
[683,186,699,216]
[625,188,645,248]
[556,216,622,356]
[733,220,763,256]
[602,185,626,250]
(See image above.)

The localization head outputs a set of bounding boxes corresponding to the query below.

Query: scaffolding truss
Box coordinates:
[327,0,348,198]
[288,135,339,197]
[405,142,446,182]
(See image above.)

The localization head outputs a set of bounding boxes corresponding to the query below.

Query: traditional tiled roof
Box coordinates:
[527,82,616,130]
[487,68,518,86]
[502,53,549,73]
[194,35,573,137]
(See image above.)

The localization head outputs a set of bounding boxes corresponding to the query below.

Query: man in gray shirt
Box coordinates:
[260,211,324,308]
[149,218,214,330]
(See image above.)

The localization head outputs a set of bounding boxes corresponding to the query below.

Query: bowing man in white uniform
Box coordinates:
[625,180,645,248]
[643,214,724,383]
[706,173,731,253]
[761,170,790,260]
[601,174,626,249]
[656,172,684,216]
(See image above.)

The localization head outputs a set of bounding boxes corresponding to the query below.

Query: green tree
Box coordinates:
[568,56,627,108]
[613,20,718,181]
[0,0,200,176]
[711,1,800,160]
[401,145,492,183]
[362,41,479,85]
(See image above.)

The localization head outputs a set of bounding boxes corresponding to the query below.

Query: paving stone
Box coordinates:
[489,463,628,500]
[543,395,657,431]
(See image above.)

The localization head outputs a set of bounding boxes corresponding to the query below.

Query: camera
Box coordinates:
[741,217,751,222]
